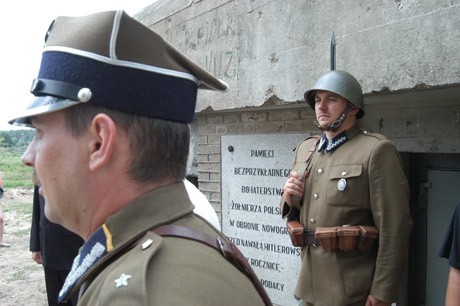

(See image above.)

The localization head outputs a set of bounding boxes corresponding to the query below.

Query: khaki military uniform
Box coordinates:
[60,182,266,305]
[282,125,412,306]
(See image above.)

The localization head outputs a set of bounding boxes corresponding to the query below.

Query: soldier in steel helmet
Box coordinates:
[10,10,270,306]
[281,70,412,306]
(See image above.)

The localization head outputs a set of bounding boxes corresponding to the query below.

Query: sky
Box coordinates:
[0,0,156,131]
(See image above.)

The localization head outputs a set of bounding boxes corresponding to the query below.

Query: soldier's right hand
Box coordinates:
[283,171,304,207]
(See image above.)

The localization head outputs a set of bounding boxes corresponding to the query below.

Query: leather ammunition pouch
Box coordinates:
[315,226,338,251]
[287,220,305,247]
[337,226,360,252]
[357,225,379,252]
[315,225,379,252]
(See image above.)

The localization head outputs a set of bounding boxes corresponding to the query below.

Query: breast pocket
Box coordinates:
[326,164,364,206]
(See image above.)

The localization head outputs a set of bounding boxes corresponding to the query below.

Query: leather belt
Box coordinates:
[304,230,320,247]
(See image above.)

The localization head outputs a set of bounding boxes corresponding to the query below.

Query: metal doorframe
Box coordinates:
[406,153,460,306]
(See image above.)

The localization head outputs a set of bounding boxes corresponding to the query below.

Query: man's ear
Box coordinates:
[88,114,117,172]
[349,104,360,117]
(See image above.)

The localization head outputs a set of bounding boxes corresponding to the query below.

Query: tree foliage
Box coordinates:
[0,129,34,151]
[0,130,35,188]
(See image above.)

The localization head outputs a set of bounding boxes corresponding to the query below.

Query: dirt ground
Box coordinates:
[0,188,47,306]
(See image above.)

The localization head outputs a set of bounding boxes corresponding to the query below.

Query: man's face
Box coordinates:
[22,111,87,227]
[314,90,349,129]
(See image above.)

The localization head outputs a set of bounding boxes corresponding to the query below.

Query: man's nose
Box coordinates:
[22,141,36,168]
[316,99,327,109]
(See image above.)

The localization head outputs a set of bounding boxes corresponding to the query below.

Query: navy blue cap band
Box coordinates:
[39,51,198,123]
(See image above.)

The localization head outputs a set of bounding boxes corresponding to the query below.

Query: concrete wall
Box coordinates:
[137,0,459,111]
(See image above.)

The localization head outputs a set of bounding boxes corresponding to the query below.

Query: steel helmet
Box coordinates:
[304,70,364,119]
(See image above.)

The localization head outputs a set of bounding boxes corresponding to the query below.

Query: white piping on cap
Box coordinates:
[43,46,199,85]
[109,10,123,60]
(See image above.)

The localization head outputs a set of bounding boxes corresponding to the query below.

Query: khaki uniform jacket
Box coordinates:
[282,126,412,306]
[64,182,266,305]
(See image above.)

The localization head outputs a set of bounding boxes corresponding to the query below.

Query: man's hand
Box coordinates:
[365,295,391,306]
[283,171,304,207]
[31,251,42,265]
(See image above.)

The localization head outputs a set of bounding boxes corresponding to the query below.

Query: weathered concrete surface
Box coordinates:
[136,0,460,112]
[362,87,460,153]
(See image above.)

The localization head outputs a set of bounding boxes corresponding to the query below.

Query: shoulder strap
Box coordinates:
[304,135,321,163]
[153,225,272,306]
[302,135,321,179]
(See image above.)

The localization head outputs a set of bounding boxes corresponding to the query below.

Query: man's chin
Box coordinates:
[317,122,330,130]
[44,205,59,224]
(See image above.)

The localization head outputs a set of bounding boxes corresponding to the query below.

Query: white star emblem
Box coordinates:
[114,273,132,288]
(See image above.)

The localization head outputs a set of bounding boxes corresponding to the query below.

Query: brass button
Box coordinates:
[313,193,319,200]
[310,218,316,224]
[317,168,323,175]
[341,171,347,176]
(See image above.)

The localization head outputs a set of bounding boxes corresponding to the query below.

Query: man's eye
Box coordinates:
[33,129,43,140]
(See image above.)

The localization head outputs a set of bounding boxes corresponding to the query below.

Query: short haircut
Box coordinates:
[63,104,189,183]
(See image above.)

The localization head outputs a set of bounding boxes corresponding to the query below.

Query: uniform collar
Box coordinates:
[105,181,194,248]
[317,125,361,153]
[58,181,194,302]
[59,226,109,302]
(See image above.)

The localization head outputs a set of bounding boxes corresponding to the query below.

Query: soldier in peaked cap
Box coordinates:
[280,70,412,306]
[11,10,270,306]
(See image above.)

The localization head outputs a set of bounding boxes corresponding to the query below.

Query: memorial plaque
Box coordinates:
[221,133,308,306]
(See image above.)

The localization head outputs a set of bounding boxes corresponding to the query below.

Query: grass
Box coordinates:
[3,200,32,215]
[3,197,34,236]
[0,147,34,188]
